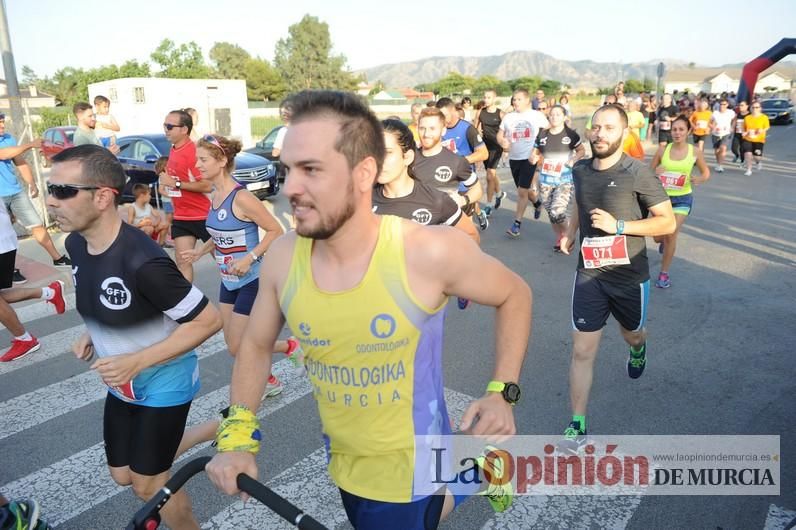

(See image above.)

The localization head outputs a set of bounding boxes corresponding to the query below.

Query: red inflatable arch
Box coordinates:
[737,38,796,104]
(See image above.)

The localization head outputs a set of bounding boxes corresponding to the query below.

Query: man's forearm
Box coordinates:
[0,145,32,160]
[136,315,220,370]
[492,276,532,383]
[178,180,213,193]
[230,341,274,412]
[623,214,675,237]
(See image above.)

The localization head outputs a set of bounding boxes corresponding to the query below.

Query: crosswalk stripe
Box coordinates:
[0,359,310,527]
[0,322,85,376]
[0,331,227,441]
[764,504,796,530]
[200,389,476,529]
[9,292,77,325]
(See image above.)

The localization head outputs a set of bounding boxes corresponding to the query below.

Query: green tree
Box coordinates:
[151,39,211,78]
[245,58,287,101]
[209,42,251,79]
[273,14,356,91]
[433,72,475,97]
[538,79,561,95]
[471,75,503,96]
[20,65,39,86]
[507,76,542,92]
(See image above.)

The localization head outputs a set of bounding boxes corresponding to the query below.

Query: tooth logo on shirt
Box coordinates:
[100,276,131,310]
[370,314,396,339]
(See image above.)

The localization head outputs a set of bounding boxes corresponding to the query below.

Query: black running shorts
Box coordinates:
[171,219,211,242]
[741,141,764,156]
[571,270,650,333]
[0,249,16,289]
[484,146,503,170]
[509,159,535,189]
[103,393,191,476]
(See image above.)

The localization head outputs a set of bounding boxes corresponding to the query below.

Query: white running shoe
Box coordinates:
[744,169,752,176]
[714,165,724,173]
[755,162,762,171]
[262,374,283,399]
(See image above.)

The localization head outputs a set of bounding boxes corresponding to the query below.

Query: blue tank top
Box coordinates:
[205,187,261,290]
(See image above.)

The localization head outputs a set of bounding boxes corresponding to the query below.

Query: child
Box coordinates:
[93,95,120,148]
[154,156,175,246]
[128,184,169,244]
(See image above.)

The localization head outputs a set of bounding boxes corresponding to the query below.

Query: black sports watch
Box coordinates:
[486,381,521,405]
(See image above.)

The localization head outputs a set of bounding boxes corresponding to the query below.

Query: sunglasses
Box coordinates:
[163,123,184,131]
[47,182,118,200]
[202,134,223,150]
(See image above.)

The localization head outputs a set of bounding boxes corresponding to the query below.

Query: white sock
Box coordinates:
[15,331,32,341]
[41,287,55,301]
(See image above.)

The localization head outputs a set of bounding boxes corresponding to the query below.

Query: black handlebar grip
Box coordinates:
[237,474,329,530]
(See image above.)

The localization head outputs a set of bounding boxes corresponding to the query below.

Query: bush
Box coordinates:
[250,116,282,138]
[34,107,72,137]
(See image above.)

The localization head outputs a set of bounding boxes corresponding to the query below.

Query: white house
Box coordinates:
[0,81,56,110]
[88,78,251,145]
[664,66,795,95]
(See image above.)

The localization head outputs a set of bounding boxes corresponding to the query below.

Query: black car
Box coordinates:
[245,125,286,180]
[116,134,279,206]
[760,99,794,124]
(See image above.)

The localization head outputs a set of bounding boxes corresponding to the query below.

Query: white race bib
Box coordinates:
[659,120,671,131]
[581,236,631,268]
[216,254,239,283]
[659,171,687,191]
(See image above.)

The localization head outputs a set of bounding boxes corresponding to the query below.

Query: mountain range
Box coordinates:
[356,50,757,90]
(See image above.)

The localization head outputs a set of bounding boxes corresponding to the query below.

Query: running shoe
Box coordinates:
[533,201,542,220]
[506,221,520,238]
[476,445,514,512]
[284,336,305,374]
[12,268,27,284]
[262,374,283,399]
[52,255,72,267]
[755,162,762,171]
[47,280,66,314]
[714,165,724,173]
[0,337,41,362]
[655,272,671,289]
[627,343,647,379]
[5,499,40,530]
[457,297,471,310]
[554,234,563,253]
[494,190,507,210]
[482,205,493,218]
[744,169,752,177]
[732,155,739,163]
[558,420,587,455]
[476,211,489,231]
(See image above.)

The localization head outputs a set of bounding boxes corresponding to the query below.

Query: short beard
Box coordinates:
[590,137,623,159]
[296,179,357,240]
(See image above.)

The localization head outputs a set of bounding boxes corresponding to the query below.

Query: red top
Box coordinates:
[166,141,210,221]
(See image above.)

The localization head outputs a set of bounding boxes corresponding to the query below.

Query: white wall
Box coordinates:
[663,81,706,94]
[88,78,252,146]
[757,73,790,92]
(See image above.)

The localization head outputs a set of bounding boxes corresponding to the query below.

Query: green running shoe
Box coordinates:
[627,343,647,379]
[557,420,587,455]
[476,445,514,512]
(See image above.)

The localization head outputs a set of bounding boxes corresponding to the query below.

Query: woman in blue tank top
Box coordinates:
[181,134,299,399]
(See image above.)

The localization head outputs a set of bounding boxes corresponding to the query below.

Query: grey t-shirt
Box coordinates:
[72,127,102,147]
[572,154,669,283]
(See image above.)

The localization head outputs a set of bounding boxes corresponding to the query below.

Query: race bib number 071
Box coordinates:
[581,236,630,268]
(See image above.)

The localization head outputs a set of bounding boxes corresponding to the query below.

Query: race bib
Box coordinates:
[164,185,182,198]
[216,254,239,283]
[443,139,457,153]
[735,122,744,133]
[659,120,671,131]
[541,159,564,178]
[511,127,531,141]
[747,129,759,138]
[659,171,687,191]
[109,380,139,402]
[581,236,630,268]
[713,125,729,136]
[696,120,708,131]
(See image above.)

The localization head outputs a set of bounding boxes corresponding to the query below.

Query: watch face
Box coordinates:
[504,383,521,403]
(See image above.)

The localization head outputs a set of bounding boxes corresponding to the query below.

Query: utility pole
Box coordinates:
[0,0,24,139]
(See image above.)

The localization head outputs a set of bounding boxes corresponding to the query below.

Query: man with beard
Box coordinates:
[558,104,675,453]
[206,90,532,528]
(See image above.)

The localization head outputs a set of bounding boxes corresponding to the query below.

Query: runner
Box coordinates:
[741,101,770,177]
[407,102,424,146]
[558,104,675,452]
[496,88,549,238]
[157,109,212,282]
[179,134,291,398]
[434,98,489,230]
[206,90,532,529]
[47,144,222,530]
[372,119,478,242]
[474,89,506,216]
[709,99,735,173]
[0,201,66,363]
[688,99,712,152]
[413,107,481,223]
[650,116,710,288]
[731,100,750,164]
[531,105,585,251]
[656,93,679,148]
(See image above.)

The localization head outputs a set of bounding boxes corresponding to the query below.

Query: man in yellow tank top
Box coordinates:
[206,90,533,529]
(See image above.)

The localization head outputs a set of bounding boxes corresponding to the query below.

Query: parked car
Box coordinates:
[245,125,286,180]
[40,126,76,167]
[115,134,279,206]
[760,99,794,124]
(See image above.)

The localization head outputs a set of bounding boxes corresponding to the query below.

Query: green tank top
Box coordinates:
[659,143,695,196]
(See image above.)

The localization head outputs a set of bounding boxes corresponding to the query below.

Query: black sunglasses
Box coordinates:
[47,182,106,200]
[163,123,184,131]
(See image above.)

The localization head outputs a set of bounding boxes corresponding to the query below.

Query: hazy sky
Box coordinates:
[5,0,796,79]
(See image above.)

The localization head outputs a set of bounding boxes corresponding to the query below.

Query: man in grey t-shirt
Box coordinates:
[558,104,675,452]
[72,102,119,154]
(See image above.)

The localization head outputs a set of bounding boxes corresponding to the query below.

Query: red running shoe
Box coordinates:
[1,337,41,362]
[47,280,66,314]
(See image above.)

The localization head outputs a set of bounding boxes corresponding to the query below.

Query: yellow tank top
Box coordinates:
[280,215,450,502]
[660,143,696,197]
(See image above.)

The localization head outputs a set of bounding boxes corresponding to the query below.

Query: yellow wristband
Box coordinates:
[215,405,261,454]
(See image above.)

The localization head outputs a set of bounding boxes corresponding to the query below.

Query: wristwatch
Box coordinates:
[486,381,521,405]
[174,180,181,189]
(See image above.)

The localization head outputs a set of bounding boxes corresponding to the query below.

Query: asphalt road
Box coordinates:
[0,125,794,529]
